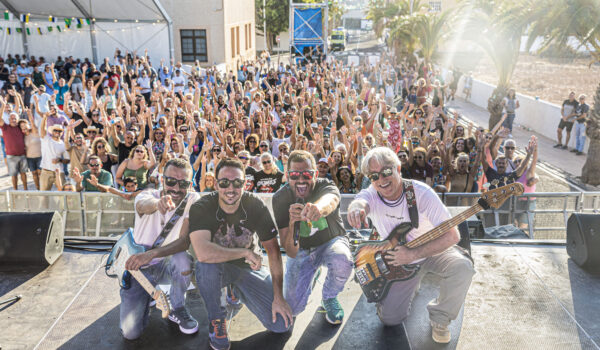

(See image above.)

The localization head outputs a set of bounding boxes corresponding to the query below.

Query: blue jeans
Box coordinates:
[284,236,353,315]
[575,122,586,152]
[194,261,289,333]
[502,113,516,132]
[120,252,192,340]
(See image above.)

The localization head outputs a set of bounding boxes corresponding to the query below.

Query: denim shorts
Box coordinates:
[7,155,28,176]
[0,136,6,158]
[27,157,42,172]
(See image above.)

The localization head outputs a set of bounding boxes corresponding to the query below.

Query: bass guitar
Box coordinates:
[106,228,170,318]
[353,183,523,303]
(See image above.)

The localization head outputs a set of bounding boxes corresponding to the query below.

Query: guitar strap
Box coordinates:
[402,179,419,229]
[151,193,190,249]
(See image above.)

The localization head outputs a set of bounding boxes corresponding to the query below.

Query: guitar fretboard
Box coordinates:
[129,269,157,296]
[405,203,483,249]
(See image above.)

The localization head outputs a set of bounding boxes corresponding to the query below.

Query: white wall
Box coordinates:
[454,76,590,152]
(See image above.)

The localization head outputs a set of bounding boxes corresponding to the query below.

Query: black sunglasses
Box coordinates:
[217,178,244,189]
[164,176,192,188]
[504,146,515,150]
[89,163,100,167]
[368,167,394,182]
[288,170,315,181]
[262,160,272,165]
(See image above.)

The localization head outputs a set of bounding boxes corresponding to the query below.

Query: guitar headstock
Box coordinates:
[478,183,524,209]
[152,290,171,318]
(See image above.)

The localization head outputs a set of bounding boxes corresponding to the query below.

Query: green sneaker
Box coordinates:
[322,297,344,325]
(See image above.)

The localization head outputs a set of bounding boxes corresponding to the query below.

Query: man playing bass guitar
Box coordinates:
[347,147,475,344]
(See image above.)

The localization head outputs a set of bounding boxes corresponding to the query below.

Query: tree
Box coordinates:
[255,0,289,51]
[524,0,600,185]
[460,0,529,130]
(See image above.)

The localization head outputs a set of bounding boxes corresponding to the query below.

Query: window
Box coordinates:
[429,1,442,12]
[245,24,248,50]
[236,26,240,56]
[231,27,235,58]
[180,29,207,62]
[247,24,252,49]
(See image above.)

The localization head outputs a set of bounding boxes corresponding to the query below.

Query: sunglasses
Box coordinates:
[180,128,188,132]
[89,163,100,167]
[164,176,192,188]
[212,148,221,153]
[238,156,248,160]
[288,170,315,181]
[248,140,257,143]
[259,144,268,148]
[262,160,272,165]
[217,178,244,189]
[504,146,515,150]
[97,144,105,149]
[135,149,145,153]
[368,167,394,182]
[414,155,424,160]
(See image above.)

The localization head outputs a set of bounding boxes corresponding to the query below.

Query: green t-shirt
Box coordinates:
[81,169,113,192]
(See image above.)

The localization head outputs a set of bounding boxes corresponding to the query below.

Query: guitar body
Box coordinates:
[353,223,420,303]
[106,228,147,289]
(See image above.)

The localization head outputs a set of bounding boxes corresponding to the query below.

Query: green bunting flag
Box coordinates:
[86,19,90,25]
[26,28,30,35]
[57,25,61,32]
[4,12,10,20]
[64,18,71,28]
[15,27,21,33]
[77,23,82,29]
[47,26,53,32]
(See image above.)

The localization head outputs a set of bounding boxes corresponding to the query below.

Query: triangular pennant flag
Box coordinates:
[76,18,82,26]
[19,14,30,23]
[7,28,11,34]
[77,23,82,29]
[86,19,90,25]
[16,27,22,33]
[37,27,42,35]
[56,25,61,32]
[64,18,71,28]
[4,12,10,20]
[26,28,30,35]
[47,26,53,32]
[49,16,56,23]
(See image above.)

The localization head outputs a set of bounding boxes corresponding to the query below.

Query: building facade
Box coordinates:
[163,0,256,69]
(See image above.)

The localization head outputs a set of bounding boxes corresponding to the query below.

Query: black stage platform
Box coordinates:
[1,243,599,350]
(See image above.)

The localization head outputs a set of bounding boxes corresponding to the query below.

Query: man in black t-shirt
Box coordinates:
[482,137,533,190]
[573,94,589,155]
[253,153,284,193]
[188,158,292,350]
[272,150,352,325]
[555,91,579,150]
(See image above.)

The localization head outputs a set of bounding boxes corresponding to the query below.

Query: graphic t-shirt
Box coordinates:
[484,167,519,190]
[355,180,451,264]
[253,170,284,193]
[188,192,278,266]
[245,167,257,192]
[273,178,345,249]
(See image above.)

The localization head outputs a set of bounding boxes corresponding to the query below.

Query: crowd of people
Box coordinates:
[0,49,539,227]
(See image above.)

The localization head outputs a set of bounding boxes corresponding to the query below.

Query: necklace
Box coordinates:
[376,183,405,207]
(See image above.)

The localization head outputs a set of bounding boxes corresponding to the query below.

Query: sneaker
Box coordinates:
[553,144,563,148]
[226,285,242,308]
[209,318,230,350]
[570,149,578,153]
[168,307,199,334]
[561,145,568,150]
[431,321,451,343]
[576,151,584,156]
[322,297,344,325]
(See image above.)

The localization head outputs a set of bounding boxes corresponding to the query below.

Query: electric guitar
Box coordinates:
[353,183,524,303]
[106,228,171,318]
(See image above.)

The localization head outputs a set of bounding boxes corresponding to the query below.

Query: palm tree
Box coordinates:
[524,0,600,185]
[460,0,529,130]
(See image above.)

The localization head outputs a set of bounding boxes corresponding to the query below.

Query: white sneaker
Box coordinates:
[431,320,451,343]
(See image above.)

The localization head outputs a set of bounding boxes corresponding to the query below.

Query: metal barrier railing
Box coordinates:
[1,190,599,239]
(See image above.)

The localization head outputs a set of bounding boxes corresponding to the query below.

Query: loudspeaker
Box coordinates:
[567,213,600,272]
[0,212,64,266]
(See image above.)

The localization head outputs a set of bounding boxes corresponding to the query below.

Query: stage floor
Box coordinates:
[1,243,599,350]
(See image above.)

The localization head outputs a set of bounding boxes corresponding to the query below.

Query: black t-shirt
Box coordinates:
[70,112,87,135]
[189,192,278,265]
[272,178,346,249]
[575,103,590,123]
[254,170,284,193]
[485,167,519,190]
[245,167,257,192]
[118,141,137,163]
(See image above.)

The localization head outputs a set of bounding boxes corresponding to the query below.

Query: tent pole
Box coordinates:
[0,0,28,57]
[70,0,98,64]
[152,0,175,62]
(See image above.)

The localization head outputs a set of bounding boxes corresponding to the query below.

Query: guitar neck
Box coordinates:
[404,203,483,249]
[129,269,159,297]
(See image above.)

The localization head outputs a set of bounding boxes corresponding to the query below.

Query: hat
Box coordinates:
[84,126,99,134]
[318,157,328,164]
[20,60,27,64]
[389,107,398,114]
[50,124,64,132]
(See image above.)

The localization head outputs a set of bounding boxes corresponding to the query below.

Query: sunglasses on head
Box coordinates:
[217,178,244,189]
[164,176,192,188]
[368,167,394,182]
[288,170,315,181]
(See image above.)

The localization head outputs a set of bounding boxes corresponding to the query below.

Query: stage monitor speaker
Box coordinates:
[0,211,64,266]
[567,213,600,272]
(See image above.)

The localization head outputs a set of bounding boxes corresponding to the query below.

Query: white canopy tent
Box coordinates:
[0,0,173,65]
